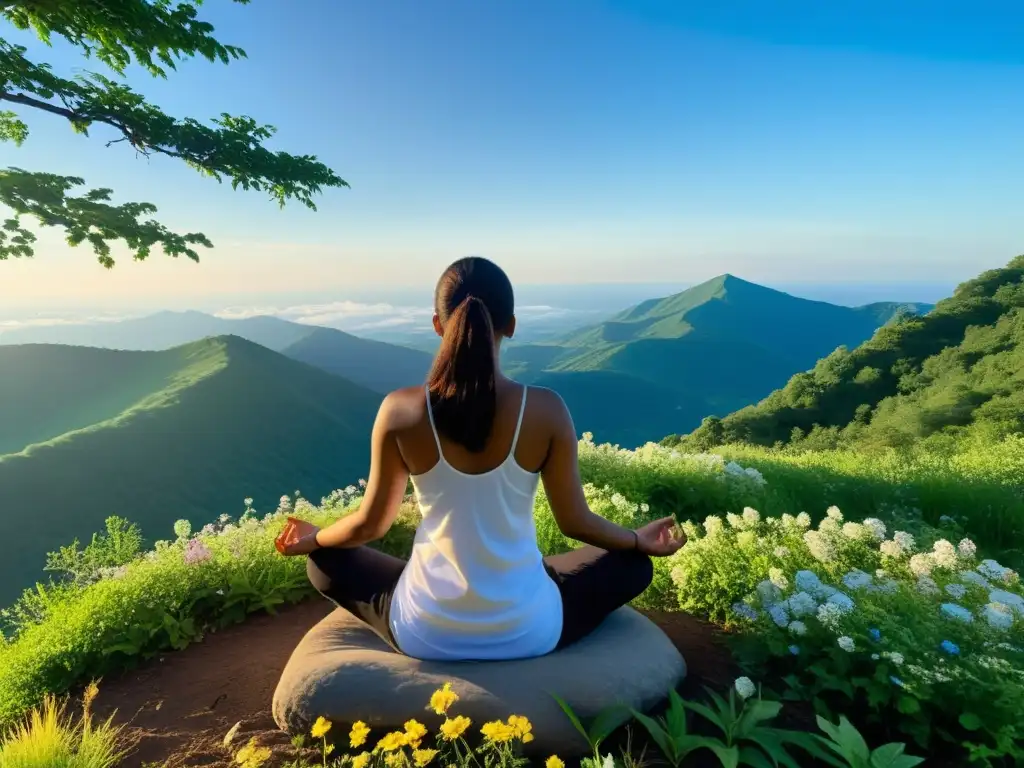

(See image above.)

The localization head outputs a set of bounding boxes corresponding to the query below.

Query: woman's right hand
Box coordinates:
[634,516,686,556]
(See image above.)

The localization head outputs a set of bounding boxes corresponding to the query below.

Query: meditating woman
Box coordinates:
[278,256,684,661]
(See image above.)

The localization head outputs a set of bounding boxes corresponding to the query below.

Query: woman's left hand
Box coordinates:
[278,519,322,556]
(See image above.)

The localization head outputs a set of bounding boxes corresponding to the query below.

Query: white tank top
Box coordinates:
[388,386,564,661]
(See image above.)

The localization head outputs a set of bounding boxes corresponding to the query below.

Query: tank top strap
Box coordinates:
[508,385,529,458]
[424,387,443,454]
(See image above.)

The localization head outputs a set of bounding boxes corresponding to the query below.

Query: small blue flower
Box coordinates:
[789,645,800,656]
[940,640,960,656]
[890,676,904,687]
[868,628,881,642]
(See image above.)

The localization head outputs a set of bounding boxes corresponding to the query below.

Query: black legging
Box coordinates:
[306,544,654,656]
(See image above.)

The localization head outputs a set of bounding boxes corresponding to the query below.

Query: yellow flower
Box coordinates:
[438,715,471,741]
[352,752,371,768]
[385,753,405,768]
[375,730,409,752]
[245,746,272,768]
[234,738,271,768]
[413,748,439,767]
[404,718,428,748]
[480,720,515,743]
[507,715,533,742]
[350,720,371,748]
[546,757,565,768]
[428,682,459,715]
[311,716,332,739]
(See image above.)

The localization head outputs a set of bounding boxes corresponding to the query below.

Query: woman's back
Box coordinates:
[388,382,564,661]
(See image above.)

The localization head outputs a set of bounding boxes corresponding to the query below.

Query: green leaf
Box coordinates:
[707,742,740,768]
[682,698,728,735]
[958,712,983,732]
[834,716,872,764]
[588,704,632,748]
[738,745,774,768]
[735,699,783,738]
[895,695,920,715]
[551,693,591,745]
[869,743,926,768]
[630,709,675,764]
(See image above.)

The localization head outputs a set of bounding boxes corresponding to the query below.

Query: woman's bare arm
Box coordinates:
[539,392,642,551]
[314,393,410,548]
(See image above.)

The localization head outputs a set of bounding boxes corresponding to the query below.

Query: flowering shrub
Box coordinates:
[694,507,1024,761]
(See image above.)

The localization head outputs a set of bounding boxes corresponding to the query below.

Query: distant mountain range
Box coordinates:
[667,259,1023,451]
[503,275,932,446]
[0,336,382,607]
[0,311,434,395]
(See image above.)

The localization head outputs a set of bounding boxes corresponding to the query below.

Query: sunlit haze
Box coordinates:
[3,0,1023,320]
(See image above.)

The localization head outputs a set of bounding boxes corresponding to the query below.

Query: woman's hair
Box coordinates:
[427,256,515,453]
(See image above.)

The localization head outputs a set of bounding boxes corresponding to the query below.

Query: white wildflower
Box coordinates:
[838,636,856,652]
[817,603,845,631]
[826,506,843,521]
[703,516,724,537]
[726,513,744,530]
[893,531,916,554]
[742,507,761,526]
[957,538,977,559]
[795,512,812,528]
[862,518,887,541]
[173,519,192,539]
[842,522,867,540]
[804,531,837,563]
[818,517,841,535]
[788,620,807,636]
[734,677,756,700]
[768,568,789,591]
[909,554,933,577]
[774,546,791,558]
[780,514,797,530]
[880,540,903,558]
[932,540,958,569]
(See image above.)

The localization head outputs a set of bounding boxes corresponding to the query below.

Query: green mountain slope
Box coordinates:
[0,311,433,394]
[676,256,1024,450]
[0,337,381,606]
[503,275,930,446]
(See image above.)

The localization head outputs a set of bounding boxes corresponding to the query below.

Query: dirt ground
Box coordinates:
[90,601,737,768]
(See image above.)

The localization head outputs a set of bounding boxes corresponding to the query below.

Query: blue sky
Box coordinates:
[3,0,1023,309]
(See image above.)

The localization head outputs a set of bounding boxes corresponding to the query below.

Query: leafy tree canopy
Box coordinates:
[0,0,347,267]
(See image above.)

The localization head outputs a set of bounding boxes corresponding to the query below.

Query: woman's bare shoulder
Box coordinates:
[378,385,428,429]
[523,385,570,420]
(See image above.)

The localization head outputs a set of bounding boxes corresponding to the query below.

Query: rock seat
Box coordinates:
[272,606,686,757]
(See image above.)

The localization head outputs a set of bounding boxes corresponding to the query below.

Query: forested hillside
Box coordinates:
[503,274,930,445]
[0,337,381,606]
[666,256,1024,451]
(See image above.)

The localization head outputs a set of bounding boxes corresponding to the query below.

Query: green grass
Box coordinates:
[0,336,382,607]
[0,686,125,768]
[1,434,1019,735]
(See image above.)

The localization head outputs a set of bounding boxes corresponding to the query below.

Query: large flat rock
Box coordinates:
[272,606,686,757]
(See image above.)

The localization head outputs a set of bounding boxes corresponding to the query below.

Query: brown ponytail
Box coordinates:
[427,257,515,453]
